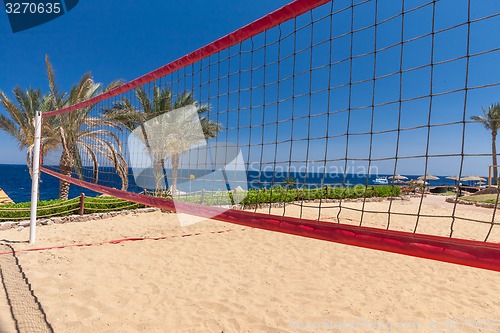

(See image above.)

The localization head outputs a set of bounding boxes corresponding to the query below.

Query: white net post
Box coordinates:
[29,111,42,244]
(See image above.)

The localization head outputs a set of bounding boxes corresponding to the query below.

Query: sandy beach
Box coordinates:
[1,195,500,333]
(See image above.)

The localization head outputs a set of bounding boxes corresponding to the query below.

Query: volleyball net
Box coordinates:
[39,0,500,271]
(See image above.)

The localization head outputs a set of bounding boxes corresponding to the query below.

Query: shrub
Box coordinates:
[0,198,80,220]
[83,196,144,214]
[0,196,144,221]
[373,186,400,197]
[234,185,400,206]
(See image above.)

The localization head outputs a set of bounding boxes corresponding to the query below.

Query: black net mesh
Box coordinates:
[0,244,54,333]
[41,0,500,243]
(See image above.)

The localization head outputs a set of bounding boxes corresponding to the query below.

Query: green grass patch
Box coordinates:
[461,194,500,204]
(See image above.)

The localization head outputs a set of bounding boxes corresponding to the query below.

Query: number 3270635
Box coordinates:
[5,2,61,14]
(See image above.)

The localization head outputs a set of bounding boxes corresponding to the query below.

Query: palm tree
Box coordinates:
[103,86,222,193]
[45,56,129,199]
[471,103,500,185]
[0,88,59,175]
[0,58,129,201]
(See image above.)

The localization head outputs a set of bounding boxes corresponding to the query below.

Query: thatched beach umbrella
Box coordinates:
[461,175,487,186]
[446,175,461,186]
[388,174,408,183]
[461,175,485,181]
[388,173,408,180]
[418,173,439,181]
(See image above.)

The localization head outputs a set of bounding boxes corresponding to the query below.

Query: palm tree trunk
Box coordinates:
[142,124,166,194]
[493,131,498,185]
[119,164,129,191]
[160,158,169,190]
[153,157,164,193]
[171,153,180,193]
[58,149,73,200]
[140,124,152,151]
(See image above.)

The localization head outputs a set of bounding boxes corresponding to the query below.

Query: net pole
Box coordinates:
[29,111,42,244]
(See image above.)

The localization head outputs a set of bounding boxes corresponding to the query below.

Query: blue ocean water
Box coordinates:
[0,164,461,204]
[0,164,102,203]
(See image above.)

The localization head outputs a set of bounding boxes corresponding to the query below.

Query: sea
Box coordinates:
[0,164,103,203]
[0,164,461,204]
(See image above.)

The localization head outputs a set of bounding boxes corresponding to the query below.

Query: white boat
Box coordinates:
[373,176,389,185]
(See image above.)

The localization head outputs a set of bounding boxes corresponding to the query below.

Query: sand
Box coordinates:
[0,195,499,333]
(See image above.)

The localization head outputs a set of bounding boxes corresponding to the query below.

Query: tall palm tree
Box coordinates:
[145,104,221,193]
[45,56,129,199]
[471,103,500,185]
[0,87,59,176]
[103,86,222,193]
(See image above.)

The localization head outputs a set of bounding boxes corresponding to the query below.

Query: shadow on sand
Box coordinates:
[0,243,54,333]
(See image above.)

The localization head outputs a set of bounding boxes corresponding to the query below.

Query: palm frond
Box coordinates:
[472,103,500,131]
[136,87,152,114]
[104,80,124,93]
[78,142,99,183]
[471,115,489,128]
[173,91,195,109]
[85,117,123,131]
[0,90,26,130]
[0,114,23,142]
[45,55,61,108]
[154,86,172,113]
[79,129,123,152]
[200,118,223,139]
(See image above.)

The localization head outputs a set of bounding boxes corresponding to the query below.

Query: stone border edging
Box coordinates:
[445,197,499,209]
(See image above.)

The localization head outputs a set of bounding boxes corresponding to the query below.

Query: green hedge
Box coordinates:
[174,185,400,206]
[0,198,80,220]
[240,185,400,204]
[83,196,144,214]
[0,196,144,221]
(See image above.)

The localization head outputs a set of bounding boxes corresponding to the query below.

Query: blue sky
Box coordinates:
[1,0,500,178]
[0,0,290,161]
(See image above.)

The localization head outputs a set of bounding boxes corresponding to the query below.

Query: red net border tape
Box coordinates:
[0,229,236,255]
